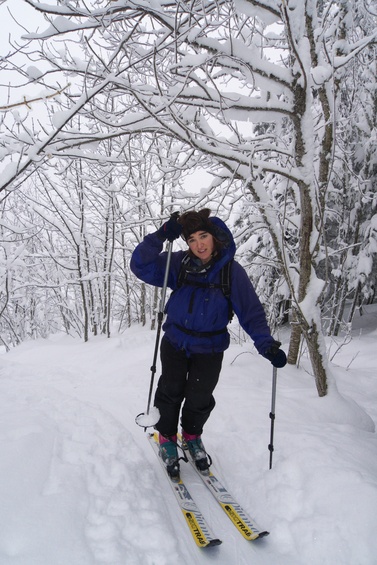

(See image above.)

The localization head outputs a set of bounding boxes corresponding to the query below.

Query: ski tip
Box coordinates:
[206,538,222,547]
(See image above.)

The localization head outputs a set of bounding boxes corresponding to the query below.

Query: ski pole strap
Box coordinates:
[174,323,227,338]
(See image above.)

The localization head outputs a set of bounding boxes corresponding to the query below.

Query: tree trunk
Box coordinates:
[287,311,301,364]
[347,281,362,325]
[306,323,327,397]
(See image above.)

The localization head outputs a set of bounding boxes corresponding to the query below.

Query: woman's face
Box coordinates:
[187,230,215,264]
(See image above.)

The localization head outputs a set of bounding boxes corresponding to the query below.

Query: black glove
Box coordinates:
[157,212,182,242]
[263,340,287,368]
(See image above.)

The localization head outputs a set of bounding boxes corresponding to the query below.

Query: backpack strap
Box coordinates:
[220,259,232,298]
[176,253,190,288]
[221,259,234,321]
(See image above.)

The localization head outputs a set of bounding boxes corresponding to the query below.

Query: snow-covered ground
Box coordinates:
[1,306,377,565]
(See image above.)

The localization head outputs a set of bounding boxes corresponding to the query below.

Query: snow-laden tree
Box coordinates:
[324,5,377,335]
[0,120,199,342]
[1,0,376,396]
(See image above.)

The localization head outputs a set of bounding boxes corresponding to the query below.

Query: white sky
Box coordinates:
[1,0,47,109]
[1,0,45,52]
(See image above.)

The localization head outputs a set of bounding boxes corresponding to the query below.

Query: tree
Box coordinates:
[1,0,376,396]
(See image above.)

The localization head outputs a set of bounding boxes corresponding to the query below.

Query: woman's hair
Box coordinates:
[178,208,213,240]
[178,208,224,254]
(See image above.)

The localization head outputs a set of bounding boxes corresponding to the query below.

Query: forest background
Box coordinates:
[0,0,376,398]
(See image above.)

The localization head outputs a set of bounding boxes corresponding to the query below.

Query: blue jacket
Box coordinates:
[130,216,275,355]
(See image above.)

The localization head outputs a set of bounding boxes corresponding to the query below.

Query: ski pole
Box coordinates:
[268,366,278,469]
[135,239,173,429]
[145,240,173,416]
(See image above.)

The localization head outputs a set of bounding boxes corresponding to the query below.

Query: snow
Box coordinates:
[23,16,82,40]
[51,110,72,129]
[26,66,44,81]
[1,309,377,565]
[135,407,160,428]
[311,65,332,86]
[234,0,280,25]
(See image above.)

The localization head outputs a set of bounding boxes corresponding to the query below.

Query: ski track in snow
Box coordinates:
[0,360,180,564]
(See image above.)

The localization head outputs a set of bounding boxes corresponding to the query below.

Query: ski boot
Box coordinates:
[159,434,180,482]
[181,431,211,475]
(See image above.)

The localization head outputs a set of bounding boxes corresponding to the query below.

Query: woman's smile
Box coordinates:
[187,231,215,264]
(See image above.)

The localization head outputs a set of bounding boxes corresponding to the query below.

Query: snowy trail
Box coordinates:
[0,333,182,564]
[1,319,377,564]
[0,377,181,564]
[0,332,271,565]
[0,384,270,564]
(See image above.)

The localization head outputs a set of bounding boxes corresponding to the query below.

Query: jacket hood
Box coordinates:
[209,216,236,265]
[181,215,236,277]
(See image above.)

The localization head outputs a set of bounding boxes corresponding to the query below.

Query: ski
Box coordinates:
[180,437,269,541]
[148,433,222,548]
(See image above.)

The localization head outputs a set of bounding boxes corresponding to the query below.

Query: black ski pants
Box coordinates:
[154,337,224,437]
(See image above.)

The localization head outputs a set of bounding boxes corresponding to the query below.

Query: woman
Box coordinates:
[131,209,286,480]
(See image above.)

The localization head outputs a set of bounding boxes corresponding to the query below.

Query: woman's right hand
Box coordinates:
[157,212,183,242]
